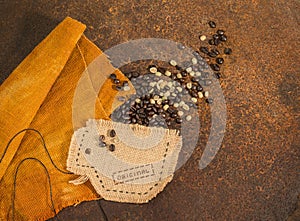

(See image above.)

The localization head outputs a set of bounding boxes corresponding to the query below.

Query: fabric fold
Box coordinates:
[0,17,86,180]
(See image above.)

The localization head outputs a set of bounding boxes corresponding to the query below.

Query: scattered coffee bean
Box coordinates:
[208,39,215,45]
[224,47,232,55]
[99,135,105,141]
[217,29,225,35]
[109,73,116,79]
[206,98,213,104]
[109,144,115,151]
[109,129,116,137]
[210,63,220,71]
[216,57,224,64]
[170,60,177,66]
[208,51,217,58]
[199,35,206,41]
[99,142,106,147]
[114,79,120,84]
[220,34,227,42]
[208,21,216,28]
[186,115,192,121]
[214,72,221,79]
[200,46,209,54]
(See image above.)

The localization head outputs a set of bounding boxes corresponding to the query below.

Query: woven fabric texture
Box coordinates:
[0,17,127,220]
[67,119,182,203]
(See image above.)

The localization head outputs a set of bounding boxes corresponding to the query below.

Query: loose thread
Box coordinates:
[1,128,109,221]
[97,199,109,221]
[0,128,72,175]
[11,158,59,221]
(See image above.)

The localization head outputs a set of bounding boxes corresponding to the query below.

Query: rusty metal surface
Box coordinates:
[1,0,299,220]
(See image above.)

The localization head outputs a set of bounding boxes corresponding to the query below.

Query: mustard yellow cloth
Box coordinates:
[0,17,127,220]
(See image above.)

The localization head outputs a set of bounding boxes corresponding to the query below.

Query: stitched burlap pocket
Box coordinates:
[67,119,182,203]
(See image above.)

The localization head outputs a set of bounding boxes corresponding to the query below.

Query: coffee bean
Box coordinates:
[208,39,215,45]
[125,72,132,79]
[208,21,216,28]
[109,144,115,151]
[115,85,122,91]
[200,47,209,54]
[99,142,106,147]
[114,79,120,84]
[99,135,105,141]
[220,35,227,42]
[214,72,221,79]
[210,64,220,71]
[217,29,225,35]
[213,34,219,39]
[196,85,203,92]
[122,81,129,87]
[109,73,116,79]
[224,48,232,55]
[208,51,217,58]
[214,38,221,46]
[171,113,178,118]
[211,49,220,55]
[206,98,213,104]
[109,129,116,137]
[216,57,224,64]
[176,118,183,124]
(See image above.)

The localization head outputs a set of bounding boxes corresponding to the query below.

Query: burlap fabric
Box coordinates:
[67,119,182,203]
[0,17,129,220]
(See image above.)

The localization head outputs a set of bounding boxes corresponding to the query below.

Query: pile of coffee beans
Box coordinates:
[110,20,232,129]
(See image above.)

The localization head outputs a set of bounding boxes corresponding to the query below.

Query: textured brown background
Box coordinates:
[1,0,299,220]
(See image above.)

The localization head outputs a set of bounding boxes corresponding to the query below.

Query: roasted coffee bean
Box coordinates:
[206,98,214,104]
[224,48,232,55]
[208,39,215,45]
[211,49,220,55]
[191,91,198,98]
[115,85,123,91]
[109,144,115,151]
[214,38,221,45]
[109,73,116,79]
[196,85,203,91]
[122,81,129,87]
[109,129,116,137]
[220,35,227,42]
[217,29,225,35]
[208,21,216,28]
[99,135,105,141]
[176,118,183,124]
[125,72,132,79]
[181,71,188,77]
[191,77,198,82]
[210,64,220,71]
[99,142,106,147]
[208,51,217,58]
[216,57,224,64]
[131,118,137,124]
[214,72,221,79]
[213,34,219,39]
[171,113,178,118]
[114,79,120,84]
[200,46,209,54]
